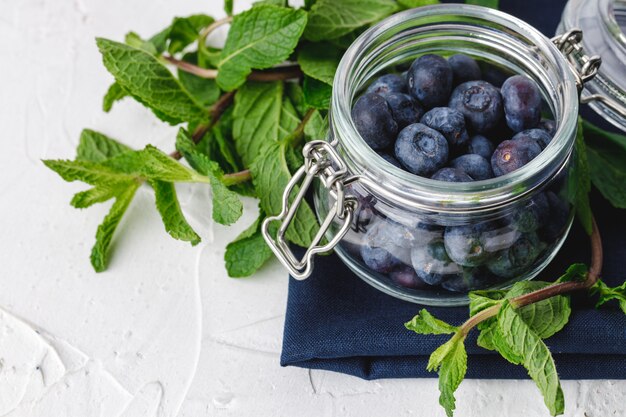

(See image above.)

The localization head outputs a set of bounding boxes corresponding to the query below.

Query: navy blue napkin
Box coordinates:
[281,0,626,380]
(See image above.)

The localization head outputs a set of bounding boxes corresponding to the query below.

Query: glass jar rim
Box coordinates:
[331,4,580,211]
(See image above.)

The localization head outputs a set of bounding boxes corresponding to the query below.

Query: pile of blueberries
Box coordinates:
[352,53,556,181]
[348,53,570,293]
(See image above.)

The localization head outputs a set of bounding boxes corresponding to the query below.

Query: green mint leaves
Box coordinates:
[493,301,565,415]
[44,128,245,270]
[428,335,467,417]
[217,5,308,91]
[405,309,459,335]
[97,38,209,125]
[175,128,243,225]
[407,277,577,417]
[304,0,398,41]
[592,280,626,314]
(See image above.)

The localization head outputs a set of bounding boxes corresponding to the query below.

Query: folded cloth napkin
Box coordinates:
[281,190,626,379]
[281,0,626,380]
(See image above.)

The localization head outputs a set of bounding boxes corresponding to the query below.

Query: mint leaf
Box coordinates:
[468,290,506,316]
[304,0,398,41]
[225,0,234,15]
[91,183,140,272]
[303,76,332,109]
[398,0,439,8]
[124,32,158,55]
[178,54,220,107]
[592,280,626,314]
[427,334,467,417]
[493,301,565,416]
[506,281,571,339]
[232,81,284,165]
[176,129,243,225]
[96,38,208,125]
[476,319,498,350]
[149,14,215,55]
[217,5,308,91]
[76,129,132,163]
[568,118,592,234]
[43,159,135,185]
[250,141,318,247]
[584,121,626,209]
[167,15,214,54]
[150,180,201,245]
[405,309,459,335]
[297,42,343,85]
[465,0,499,8]
[71,182,134,208]
[555,263,588,283]
[103,145,205,183]
[583,119,626,150]
[225,211,274,277]
[103,82,129,112]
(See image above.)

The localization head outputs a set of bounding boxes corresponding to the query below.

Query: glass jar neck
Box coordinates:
[330,4,579,213]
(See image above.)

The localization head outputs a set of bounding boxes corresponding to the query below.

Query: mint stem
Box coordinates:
[199,15,233,44]
[165,55,303,82]
[222,169,251,185]
[170,90,236,160]
[460,215,603,335]
[285,108,315,147]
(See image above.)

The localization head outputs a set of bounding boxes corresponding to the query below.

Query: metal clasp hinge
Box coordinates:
[552,28,602,91]
[261,140,356,280]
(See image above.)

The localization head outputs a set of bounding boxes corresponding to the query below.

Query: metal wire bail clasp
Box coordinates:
[552,28,602,91]
[261,140,356,280]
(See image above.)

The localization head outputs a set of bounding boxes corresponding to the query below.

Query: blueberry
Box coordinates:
[394,123,449,176]
[510,193,550,233]
[378,152,403,168]
[538,118,557,137]
[444,223,496,267]
[448,80,503,133]
[540,191,571,241]
[448,54,482,86]
[407,54,453,109]
[501,75,542,132]
[352,93,398,150]
[450,154,493,180]
[420,107,470,149]
[511,128,553,150]
[389,265,427,289]
[441,268,493,292]
[360,221,414,273]
[491,138,542,177]
[480,63,509,88]
[366,73,407,95]
[382,92,424,129]
[487,233,541,279]
[467,135,495,160]
[411,240,462,286]
[431,167,474,182]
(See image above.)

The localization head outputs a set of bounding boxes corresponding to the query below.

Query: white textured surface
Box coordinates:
[0,0,624,416]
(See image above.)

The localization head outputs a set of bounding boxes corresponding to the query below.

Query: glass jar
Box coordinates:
[559,0,626,131]
[263,5,594,306]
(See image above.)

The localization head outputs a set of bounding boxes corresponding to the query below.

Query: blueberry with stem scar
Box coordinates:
[394,123,449,176]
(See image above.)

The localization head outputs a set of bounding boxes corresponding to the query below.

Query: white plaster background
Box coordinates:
[0,0,624,415]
